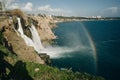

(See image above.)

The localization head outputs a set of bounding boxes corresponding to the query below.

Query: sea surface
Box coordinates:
[51,20,120,80]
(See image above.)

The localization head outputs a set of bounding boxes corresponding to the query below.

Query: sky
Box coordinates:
[1,0,120,17]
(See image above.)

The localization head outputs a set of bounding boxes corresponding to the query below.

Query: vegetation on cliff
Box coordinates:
[0,44,105,80]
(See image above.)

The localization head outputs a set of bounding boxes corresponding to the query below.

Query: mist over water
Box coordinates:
[43,22,95,59]
[41,46,76,58]
[50,21,97,74]
[41,44,93,59]
[52,20,120,80]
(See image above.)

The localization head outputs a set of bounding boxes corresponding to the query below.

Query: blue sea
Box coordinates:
[51,20,120,80]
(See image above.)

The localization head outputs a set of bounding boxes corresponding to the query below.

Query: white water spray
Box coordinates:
[17,17,44,53]
[17,18,24,35]
[42,22,95,59]
[17,18,35,47]
[29,24,44,52]
[40,46,77,58]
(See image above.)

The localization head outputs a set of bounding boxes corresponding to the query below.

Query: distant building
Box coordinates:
[0,2,5,12]
[96,16,102,18]
[91,16,102,19]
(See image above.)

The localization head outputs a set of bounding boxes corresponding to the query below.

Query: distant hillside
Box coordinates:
[53,16,120,22]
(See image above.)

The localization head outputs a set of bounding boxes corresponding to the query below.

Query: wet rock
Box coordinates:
[39,53,51,65]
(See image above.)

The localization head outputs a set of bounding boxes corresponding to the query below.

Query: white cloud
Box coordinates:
[2,0,72,16]
[37,4,72,16]
[38,5,50,11]
[22,2,33,11]
[101,6,119,14]
[100,6,120,16]
[8,3,19,9]
[7,2,33,12]
[38,5,63,13]
[108,7,118,13]
[0,0,16,6]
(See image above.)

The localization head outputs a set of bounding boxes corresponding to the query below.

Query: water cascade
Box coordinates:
[17,18,36,47]
[17,17,45,53]
[29,24,44,52]
[17,18,24,35]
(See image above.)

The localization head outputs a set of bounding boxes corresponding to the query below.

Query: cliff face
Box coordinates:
[0,19,44,64]
[30,15,57,46]
[0,9,56,64]
[11,9,57,45]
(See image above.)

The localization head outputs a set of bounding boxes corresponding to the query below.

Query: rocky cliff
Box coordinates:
[29,15,57,46]
[0,9,56,64]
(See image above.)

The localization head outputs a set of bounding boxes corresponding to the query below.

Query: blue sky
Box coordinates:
[1,0,120,17]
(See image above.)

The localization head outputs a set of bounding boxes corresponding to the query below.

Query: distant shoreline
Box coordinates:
[54,17,120,23]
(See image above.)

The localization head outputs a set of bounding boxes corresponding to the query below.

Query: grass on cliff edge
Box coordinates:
[0,44,105,80]
[26,62,105,80]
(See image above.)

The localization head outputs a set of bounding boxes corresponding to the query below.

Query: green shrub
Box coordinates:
[0,31,4,45]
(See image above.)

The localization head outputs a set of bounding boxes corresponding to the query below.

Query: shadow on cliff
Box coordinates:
[0,51,13,80]
[0,50,33,80]
[8,61,33,80]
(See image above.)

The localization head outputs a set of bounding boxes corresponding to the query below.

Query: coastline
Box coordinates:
[53,17,120,23]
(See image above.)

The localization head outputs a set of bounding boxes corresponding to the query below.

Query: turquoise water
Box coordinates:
[52,20,120,80]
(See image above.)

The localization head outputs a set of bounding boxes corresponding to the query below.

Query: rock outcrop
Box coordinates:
[0,19,44,64]
[29,15,57,46]
[0,9,56,64]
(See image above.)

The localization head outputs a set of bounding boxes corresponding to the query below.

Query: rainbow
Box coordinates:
[80,22,98,73]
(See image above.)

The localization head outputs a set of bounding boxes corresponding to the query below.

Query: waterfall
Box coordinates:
[17,18,24,35]
[29,24,44,52]
[17,18,35,47]
[17,17,44,53]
